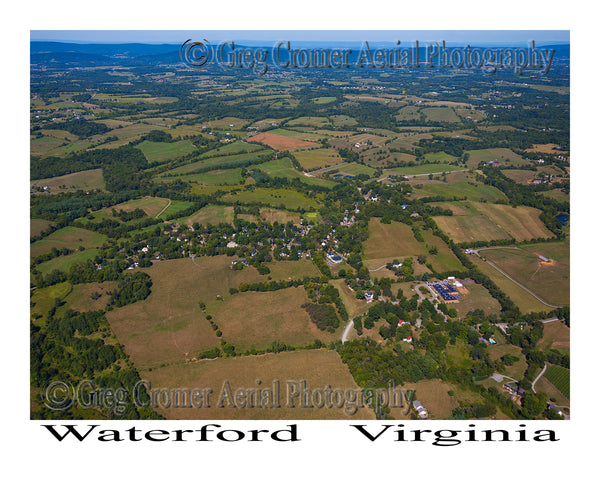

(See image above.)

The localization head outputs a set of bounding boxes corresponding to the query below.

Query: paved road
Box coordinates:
[341,319,355,344]
[531,362,547,394]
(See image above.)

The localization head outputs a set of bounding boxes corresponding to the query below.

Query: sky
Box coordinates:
[30,30,570,45]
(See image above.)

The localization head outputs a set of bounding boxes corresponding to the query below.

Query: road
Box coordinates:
[154,199,172,219]
[531,362,547,394]
[341,319,355,344]
[473,247,563,309]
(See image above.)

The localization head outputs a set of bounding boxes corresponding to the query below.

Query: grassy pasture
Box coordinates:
[329,115,357,127]
[294,148,342,170]
[163,151,270,176]
[210,287,339,351]
[36,248,100,276]
[465,148,528,167]
[31,168,106,193]
[537,320,570,352]
[432,201,553,244]
[258,208,302,225]
[363,219,427,268]
[287,116,331,127]
[183,205,235,225]
[395,106,421,122]
[136,140,196,163]
[469,255,552,313]
[156,200,196,220]
[30,227,107,258]
[105,257,324,369]
[383,163,464,177]
[421,230,466,273]
[162,168,244,186]
[452,283,502,318]
[415,181,507,202]
[222,187,320,211]
[422,107,461,123]
[488,344,528,380]
[200,140,266,158]
[31,282,73,324]
[30,219,54,238]
[60,281,117,313]
[481,243,569,306]
[142,349,375,420]
[258,157,336,188]
[312,97,337,104]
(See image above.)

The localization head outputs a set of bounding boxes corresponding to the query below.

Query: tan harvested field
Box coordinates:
[469,255,553,314]
[259,207,302,224]
[105,257,325,368]
[142,349,376,420]
[452,283,502,318]
[248,132,318,151]
[112,196,171,218]
[525,144,568,155]
[537,320,570,351]
[481,243,569,306]
[61,281,118,313]
[503,169,537,184]
[433,202,553,243]
[388,379,484,419]
[31,168,106,193]
[30,219,54,238]
[364,219,426,262]
[331,279,370,320]
[210,287,339,351]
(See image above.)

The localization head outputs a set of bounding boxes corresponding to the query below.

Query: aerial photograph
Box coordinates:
[29,30,570,421]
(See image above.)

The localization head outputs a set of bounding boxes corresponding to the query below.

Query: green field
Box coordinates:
[293,148,342,170]
[156,200,196,220]
[162,168,243,186]
[544,365,570,399]
[286,116,331,127]
[383,163,464,177]
[416,182,507,202]
[422,107,461,123]
[200,140,265,158]
[222,187,320,211]
[182,205,235,225]
[258,157,336,188]
[30,227,108,258]
[136,140,196,163]
[163,150,270,176]
[36,248,100,276]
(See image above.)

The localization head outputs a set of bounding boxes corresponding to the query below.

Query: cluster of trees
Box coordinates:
[39,119,110,138]
[301,302,340,332]
[31,309,161,419]
[108,271,153,308]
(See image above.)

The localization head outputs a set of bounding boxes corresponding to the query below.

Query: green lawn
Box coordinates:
[36,249,100,276]
[136,140,196,163]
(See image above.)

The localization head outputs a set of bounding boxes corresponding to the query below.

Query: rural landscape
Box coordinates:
[30,35,570,421]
